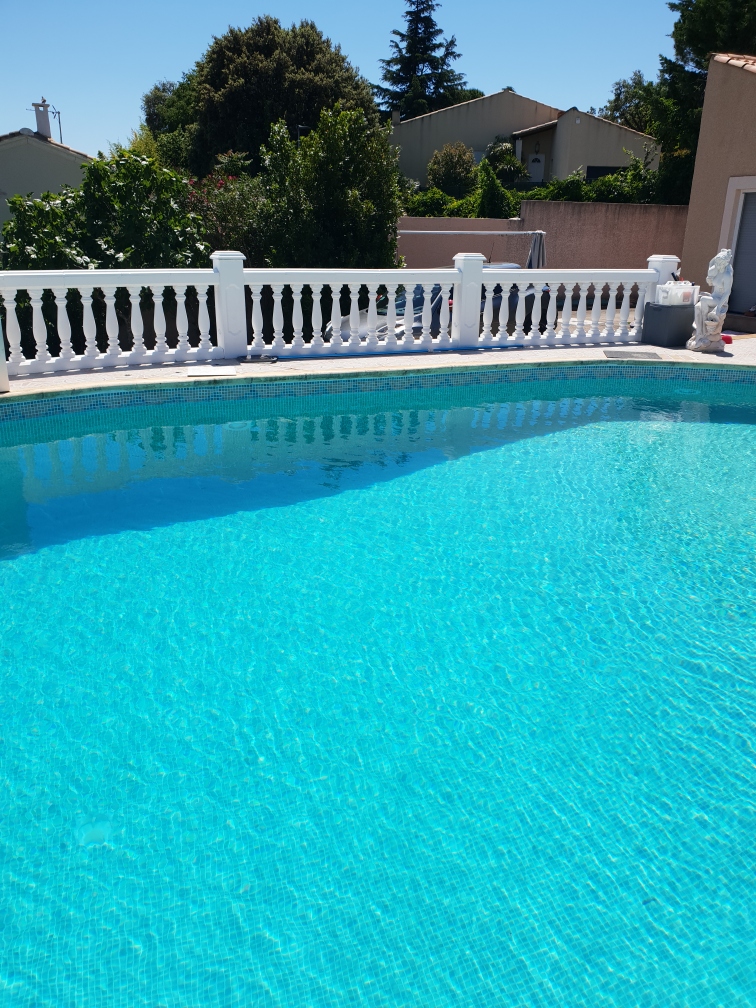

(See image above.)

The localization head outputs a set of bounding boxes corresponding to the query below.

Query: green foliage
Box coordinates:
[426,142,478,198]
[376,0,482,117]
[188,153,264,256]
[475,159,514,218]
[484,136,530,187]
[405,186,457,216]
[255,108,402,267]
[143,17,378,177]
[1,151,208,269]
[596,71,657,135]
[670,0,756,71]
[1,188,93,269]
[520,153,661,209]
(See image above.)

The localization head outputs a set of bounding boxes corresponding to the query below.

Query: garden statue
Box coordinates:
[687,248,733,352]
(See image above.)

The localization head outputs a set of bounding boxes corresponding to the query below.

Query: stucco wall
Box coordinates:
[682,56,756,287]
[551,113,659,180]
[398,203,688,269]
[393,91,561,184]
[0,134,92,223]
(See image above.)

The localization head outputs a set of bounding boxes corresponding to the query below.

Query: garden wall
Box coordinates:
[398,202,689,269]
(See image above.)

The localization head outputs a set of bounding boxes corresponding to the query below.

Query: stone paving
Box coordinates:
[3,335,756,400]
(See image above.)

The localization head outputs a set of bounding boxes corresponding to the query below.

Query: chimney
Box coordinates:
[391,110,401,127]
[32,98,51,138]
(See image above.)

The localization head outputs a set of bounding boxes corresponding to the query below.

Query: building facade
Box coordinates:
[392,89,657,185]
[0,100,92,224]
[682,54,756,324]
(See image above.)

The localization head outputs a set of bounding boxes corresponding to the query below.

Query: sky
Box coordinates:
[0,0,677,156]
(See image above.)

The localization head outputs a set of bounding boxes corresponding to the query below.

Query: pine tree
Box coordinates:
[376,0,482,118]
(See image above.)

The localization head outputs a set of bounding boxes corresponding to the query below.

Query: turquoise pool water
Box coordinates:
[1,372,755,1007]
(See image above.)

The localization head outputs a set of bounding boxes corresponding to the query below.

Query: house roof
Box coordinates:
[0,130,93,160]
[511,120,559,138]
[512,107,656,142]
[713,53,756,73]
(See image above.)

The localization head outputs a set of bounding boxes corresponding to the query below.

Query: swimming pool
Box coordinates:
[1,365,755,1007]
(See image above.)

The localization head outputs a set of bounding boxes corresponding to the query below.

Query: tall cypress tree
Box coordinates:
[375,0,482,119]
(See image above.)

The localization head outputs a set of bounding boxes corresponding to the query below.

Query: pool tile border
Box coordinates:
[1,361,756,424]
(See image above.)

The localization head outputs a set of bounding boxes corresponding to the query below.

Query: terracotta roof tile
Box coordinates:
[713,53,756,73]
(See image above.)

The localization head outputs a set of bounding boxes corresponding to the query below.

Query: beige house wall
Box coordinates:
[551,112,659,180]
[682,56,756,288]
[393,90,561,183]
[0,134,92,224]
[398,203,688,269]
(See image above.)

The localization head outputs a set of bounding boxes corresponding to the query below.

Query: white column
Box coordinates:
[211,250,247,358]
[452,253,485,348]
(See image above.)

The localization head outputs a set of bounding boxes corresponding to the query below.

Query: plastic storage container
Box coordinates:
[655,281,699,306]
[640,302,695,348]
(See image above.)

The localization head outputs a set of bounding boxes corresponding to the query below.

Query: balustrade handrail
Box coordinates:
[0,267,215,287]
[0,251,677,382]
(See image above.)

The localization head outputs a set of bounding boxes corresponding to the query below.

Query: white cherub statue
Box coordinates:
[687,248,733,352]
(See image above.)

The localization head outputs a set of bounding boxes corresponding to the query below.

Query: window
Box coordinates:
[586,166,621,182]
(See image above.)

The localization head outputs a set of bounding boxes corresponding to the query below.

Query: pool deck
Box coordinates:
[3,335,756,400]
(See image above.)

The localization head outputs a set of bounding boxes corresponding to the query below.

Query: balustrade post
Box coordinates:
[451,253,485,348]
[646,254,678,305]
[211,250,247,359]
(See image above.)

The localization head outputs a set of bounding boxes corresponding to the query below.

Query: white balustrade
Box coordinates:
[0,256,660,377]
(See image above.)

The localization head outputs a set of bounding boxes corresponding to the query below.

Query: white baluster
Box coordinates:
[513,283,527,343]
[589,282,603,342]
[271,284,285,353]
[310,285,324,352]
[604,284,618,341]
[481,284,494,344]
[366,283,379,351]
[291,283,305,352]
[103,285,119,356]
[437,286,451,347]
[348,285,361,351]
[633,281,649,339]
[175,285,189,358]
[384,285,398,351]
[617,283,632,342]
[523,284,538,345]
[249,284,264,353]
[81,289,98,357]
[1,289,23,365]
[153,287,167,355]
[30,289,50,366]
[127,286,146,356]
[420,283,434,349]
[574,283,588,343]
[52,288,73,361]
[198,286,212,355]
[398,285,412,348]
[328,287,342,353]
[544,283,558,344]
[558,284,573,343]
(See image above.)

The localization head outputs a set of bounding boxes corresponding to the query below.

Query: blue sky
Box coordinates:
[0,0,676,156]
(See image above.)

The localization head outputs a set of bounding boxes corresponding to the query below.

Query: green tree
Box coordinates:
[376,0,483,118]
[475,159,513,217]
[142,17,378,176]
[596,71,657,134]
[670,0,756,69]
[426,142,477,198]
[484,136,530,187]
[256,108,402,268]
[1,151,208,269]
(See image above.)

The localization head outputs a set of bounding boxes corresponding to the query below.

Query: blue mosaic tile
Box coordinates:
[2,362,756,425]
